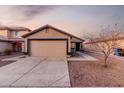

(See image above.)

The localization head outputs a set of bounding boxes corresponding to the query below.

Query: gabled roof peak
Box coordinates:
[22,24,84,41]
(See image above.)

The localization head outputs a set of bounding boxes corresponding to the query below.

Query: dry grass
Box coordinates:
[68,53,124,87]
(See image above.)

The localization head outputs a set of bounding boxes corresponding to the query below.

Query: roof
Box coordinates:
[8,38,24,42]
[0,35,24,42]
[0,38,24,42]
[22,24,84,41]
[85,31,124,44]
[0,35,10,42]
[8,27,31,31]
[85,37,124,44]
[0,39,9,42]
[0,25,8,30]
[0,25,31,31]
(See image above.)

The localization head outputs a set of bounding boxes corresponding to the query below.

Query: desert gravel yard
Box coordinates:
[68,52,124,87]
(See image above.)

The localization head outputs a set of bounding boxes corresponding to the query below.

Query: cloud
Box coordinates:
[13,5,58,19]
[0,5,59,25]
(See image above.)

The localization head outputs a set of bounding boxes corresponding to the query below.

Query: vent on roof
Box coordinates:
[45,28,48,33]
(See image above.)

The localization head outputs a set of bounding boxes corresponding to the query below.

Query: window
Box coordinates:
[15,31,19,37]
[71,42,75,48]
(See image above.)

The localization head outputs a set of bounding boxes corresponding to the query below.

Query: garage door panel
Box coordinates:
[30,40,66,57]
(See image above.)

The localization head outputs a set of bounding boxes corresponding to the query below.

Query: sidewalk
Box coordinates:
[110,54,124,61]
[67,52,98,61]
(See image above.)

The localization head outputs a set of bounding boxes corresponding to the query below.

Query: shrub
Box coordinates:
[4,49,12,55]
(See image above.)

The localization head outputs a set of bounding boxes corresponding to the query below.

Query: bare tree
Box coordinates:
[85,24,121,67]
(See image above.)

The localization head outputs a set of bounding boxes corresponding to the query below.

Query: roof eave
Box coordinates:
[22,24,85,41]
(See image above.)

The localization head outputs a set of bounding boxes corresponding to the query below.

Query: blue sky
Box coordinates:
[0,5,124,38]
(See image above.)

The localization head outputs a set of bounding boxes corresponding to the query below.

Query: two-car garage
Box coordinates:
[28,39,67,57]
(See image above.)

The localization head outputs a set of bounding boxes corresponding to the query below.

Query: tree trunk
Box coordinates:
[104,56,108,68]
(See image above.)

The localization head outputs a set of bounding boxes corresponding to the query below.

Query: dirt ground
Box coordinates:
[68,51,124,87]
[0,52,23,67]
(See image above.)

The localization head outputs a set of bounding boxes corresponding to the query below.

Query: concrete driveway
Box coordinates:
[0,57,70,87]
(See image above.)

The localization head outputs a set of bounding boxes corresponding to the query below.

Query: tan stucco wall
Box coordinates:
[9,31,15,38]
[71,37,84,50]
[25,28,71,53]
[19,31,30,38]
[9,30,29,38]
[0,30,29,38]
[0,42,12,52]
[0,30,8,37]
[31,40,66,57]
[71,37,82,42]
[24,39,27,52]
[21,42,25,52]
[82,42,84,50]
[117,39,124,48]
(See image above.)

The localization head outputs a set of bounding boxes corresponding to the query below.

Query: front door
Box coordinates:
[12,42,22,52]
[76,43,80,51]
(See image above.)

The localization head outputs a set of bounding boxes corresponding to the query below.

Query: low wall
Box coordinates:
[0,42,12,53]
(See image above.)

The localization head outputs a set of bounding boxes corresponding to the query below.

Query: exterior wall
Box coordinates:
[0,42,12,53]
[9,30,29,38]
[117,39,124,48]
[82,42,84,50]
[21,42,25,52]
[71,37,83,50]
[24,39,27,52]
[0,30,8,37]
[25,28,71,53]
[71,37,82,42]
[18,31,30,38]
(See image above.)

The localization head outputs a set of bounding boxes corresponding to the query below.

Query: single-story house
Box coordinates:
[22,24,84,57]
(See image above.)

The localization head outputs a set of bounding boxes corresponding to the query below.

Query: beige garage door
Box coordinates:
[30,40,67,57]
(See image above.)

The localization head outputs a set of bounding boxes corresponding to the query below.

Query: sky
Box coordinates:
[0,5,124,38]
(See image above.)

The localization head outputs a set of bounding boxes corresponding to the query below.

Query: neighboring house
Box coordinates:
[0,26,31,53]
[22,24,84,57]
[0,39,12,53]
[84,36,124,52]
